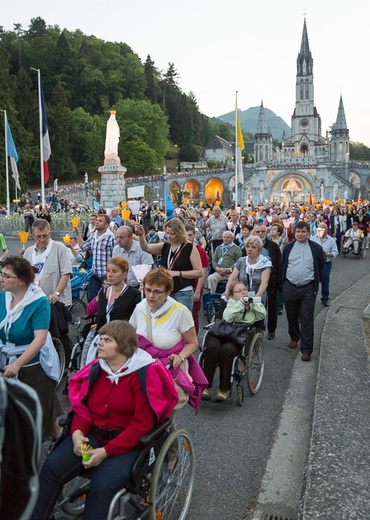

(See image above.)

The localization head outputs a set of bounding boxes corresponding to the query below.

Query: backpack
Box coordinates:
[0,375,43,520]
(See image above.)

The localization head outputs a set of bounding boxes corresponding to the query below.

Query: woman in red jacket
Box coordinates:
[32,321,178,520]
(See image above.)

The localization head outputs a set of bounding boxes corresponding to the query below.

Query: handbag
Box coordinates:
[207,319,250,349]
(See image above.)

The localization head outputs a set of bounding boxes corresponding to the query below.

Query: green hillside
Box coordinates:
[217,106,291,141]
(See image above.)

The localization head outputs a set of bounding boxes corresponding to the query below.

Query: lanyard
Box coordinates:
[167,244,181,270]
[105,284,128,321]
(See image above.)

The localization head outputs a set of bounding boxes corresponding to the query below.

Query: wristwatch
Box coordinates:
[54,291,61,297]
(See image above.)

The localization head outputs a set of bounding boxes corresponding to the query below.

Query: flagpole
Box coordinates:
[1,110,11,215]
[235,92,238,209]
[31,67,45,208]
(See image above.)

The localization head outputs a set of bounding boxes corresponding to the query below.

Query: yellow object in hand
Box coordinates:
[81,442,93,462]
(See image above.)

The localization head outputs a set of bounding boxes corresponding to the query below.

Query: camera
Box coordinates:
[242,296,261,304]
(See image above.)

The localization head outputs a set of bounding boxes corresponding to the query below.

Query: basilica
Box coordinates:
[126,20,369,207]
[247,18,357,204]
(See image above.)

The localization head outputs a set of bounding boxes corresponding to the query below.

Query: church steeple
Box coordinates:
[297,18,313,76]
[255,101,269,135]
[332,95,348,134]
[329,95,349,162]
[254,101,272,163]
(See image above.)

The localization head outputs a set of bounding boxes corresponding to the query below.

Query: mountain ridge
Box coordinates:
[217,106,291,141]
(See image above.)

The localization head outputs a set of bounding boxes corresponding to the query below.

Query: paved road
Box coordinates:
[5,238,369,519]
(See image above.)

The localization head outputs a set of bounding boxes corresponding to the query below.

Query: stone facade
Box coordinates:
[99,167,126,208]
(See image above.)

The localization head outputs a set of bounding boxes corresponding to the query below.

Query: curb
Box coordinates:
[299,274,370,519]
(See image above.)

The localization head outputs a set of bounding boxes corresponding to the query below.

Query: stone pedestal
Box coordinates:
[98,161,127,209]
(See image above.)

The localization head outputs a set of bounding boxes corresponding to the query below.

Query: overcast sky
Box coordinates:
[2,0,370,145]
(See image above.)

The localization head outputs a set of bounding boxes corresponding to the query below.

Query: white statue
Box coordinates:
[320,183,325,199]
[344,189,348,200]
[259,182,264,203]
[104,111,120,161]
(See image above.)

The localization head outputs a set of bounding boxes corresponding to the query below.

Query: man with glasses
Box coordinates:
[207,231,242,294]
[253,223,283,340]
[112,226,153,288]
[24,219,72,306]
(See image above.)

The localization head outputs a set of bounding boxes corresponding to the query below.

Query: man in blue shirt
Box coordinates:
[311,223,338,306]
[282,221,326,361]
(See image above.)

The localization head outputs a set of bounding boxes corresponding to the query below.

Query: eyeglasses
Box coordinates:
[144,288,166,296]
[33,234,50,239]
[254,230,266,234]
[0,272,18,279]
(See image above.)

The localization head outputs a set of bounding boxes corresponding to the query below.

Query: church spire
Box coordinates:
[332,95,348,132]
[254,100,272,163]
[255,100,269,135]
[297,18,313,76]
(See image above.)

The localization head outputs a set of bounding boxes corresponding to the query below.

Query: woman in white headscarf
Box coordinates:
[0,256,61,439]
[225,236,271,305]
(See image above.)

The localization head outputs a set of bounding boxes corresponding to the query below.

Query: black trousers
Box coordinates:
[267,290,278,334]
[282,280,316,355]
[202,336,239,392]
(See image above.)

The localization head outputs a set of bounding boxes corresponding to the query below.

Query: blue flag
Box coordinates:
[165,190,174,220]
[6,121,21,190]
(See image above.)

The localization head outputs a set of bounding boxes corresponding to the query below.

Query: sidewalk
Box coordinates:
[300,274,370,519]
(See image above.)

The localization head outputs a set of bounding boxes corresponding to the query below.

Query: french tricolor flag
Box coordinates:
[40,82,51,184]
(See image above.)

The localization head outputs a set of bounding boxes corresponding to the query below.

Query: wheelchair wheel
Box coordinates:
[68,299,87,346]
[60,476,89,515]
[52,337,65,389]
[246,332,264,395]
[236,384,244,406]
[149,429,195,520]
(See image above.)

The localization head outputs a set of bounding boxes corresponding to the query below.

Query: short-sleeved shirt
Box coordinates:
[0,294,50,347]
[24,241,72,306]
[235,256,270,294]
[112,242,153,287]
[130,298,194,350]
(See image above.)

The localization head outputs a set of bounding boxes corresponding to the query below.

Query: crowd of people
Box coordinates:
[0,195,369,517]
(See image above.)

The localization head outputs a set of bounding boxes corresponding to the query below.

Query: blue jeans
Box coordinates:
[31,435,141,520]
[320,261,332,302]
[88,274,104,302]
[171,289,194,311]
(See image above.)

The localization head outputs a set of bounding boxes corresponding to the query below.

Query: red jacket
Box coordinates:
[69,360,178,457]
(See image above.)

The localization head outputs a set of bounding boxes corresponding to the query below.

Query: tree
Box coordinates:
[114,98,169,164]
[144,55,160,104]
[124,138,158,173]
[69,108,105,172]
[350,142,370,161]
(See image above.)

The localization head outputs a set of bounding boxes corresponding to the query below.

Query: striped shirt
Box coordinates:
[82,230,116,277]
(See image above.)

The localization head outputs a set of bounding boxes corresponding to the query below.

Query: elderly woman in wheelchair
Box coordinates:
[201,281,266,403]
[31,321,179,520]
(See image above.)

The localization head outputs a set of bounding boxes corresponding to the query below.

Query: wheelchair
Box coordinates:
[68,299,88,347]
[51,336,66,389]
[342,236,365,258]
[202,282,227,323]
[52,417,196,520]
[199,323,265,406]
